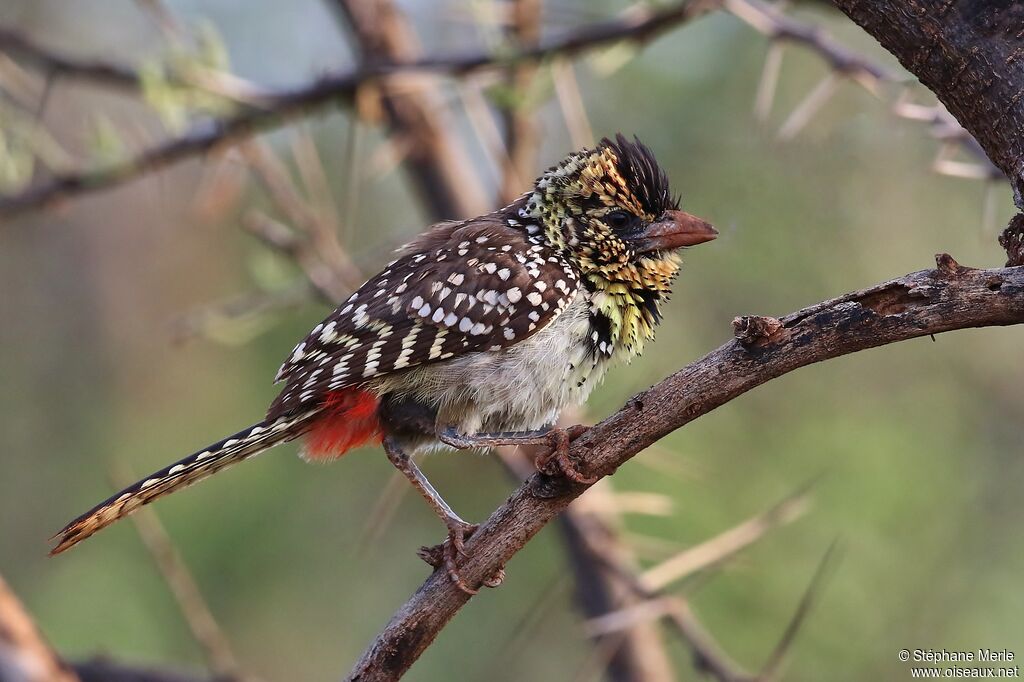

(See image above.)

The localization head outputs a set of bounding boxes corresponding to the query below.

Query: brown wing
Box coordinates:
[267,215,580,419]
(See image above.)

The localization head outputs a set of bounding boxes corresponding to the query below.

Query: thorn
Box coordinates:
[777,73,840,141]
[641,482,813,591]
[849,69,883,98]
[754,41,785,123]
[724,0,776,34]
[759,539,842,681]
[933,154,994,180]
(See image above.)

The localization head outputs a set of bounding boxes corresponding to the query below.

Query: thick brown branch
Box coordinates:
[0,0,711,220]
[347,256,1024,680]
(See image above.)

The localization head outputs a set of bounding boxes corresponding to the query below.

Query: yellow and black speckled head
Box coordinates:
[520,134,717,357]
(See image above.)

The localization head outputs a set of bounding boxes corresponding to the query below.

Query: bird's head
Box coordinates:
[522,134,716,284]
[515,135,717,357]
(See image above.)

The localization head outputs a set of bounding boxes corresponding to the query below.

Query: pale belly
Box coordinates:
[370,292,612,450]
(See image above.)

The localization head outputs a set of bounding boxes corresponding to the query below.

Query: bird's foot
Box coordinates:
[418,519,504,594]
[438,425,596,484]
[535,424,597,485]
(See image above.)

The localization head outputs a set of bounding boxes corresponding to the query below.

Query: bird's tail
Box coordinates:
[50,411,317,555]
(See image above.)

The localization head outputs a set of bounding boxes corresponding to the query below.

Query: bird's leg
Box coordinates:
[438,424,597,485]
[378,398,500,591]
[382,436,483,594]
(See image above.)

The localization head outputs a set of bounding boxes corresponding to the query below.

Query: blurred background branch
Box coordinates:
[0,0,713,219]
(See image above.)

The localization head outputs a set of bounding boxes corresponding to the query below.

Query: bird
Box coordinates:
[50,134,717,593]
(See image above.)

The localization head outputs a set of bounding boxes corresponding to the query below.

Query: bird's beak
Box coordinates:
[632,210,718,253]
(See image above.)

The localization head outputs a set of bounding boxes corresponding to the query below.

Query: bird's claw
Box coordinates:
[418,520,498,595]
[481,566,505,588]
[535,425,597,484]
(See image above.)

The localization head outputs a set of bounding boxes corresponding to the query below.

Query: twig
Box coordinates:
[758,540,840,680]
[243,212,342,304]
[664,598,751,682]
[347,255,1024,680]
[0,573,79,682]
[71,658,213,682]
[1,0,713,219]
[733,0,1002,190]
[127,508,247,680]
[641,486,812,591]
[753,41,784,122]
[168,283,310,346]
[556,488,686,682]
[577,524,751,682]
[0,27,139,89]
[776,72,840,140]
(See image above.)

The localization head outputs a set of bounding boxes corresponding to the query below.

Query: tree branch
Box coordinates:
[0,0,713,220]
[347,255,1024,680]
[0,574,79,682]
[0,27,139,89]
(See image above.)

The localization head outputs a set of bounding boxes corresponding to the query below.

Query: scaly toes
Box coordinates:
[447,521,478,557]
[442,521,480,595]
[419,523,505,594]
[481,566,505,588]
[551,451,599,485]
[536,426,597,484]
[443,541,479,595]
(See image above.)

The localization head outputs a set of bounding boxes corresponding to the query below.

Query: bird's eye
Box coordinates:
[605,210,634,232]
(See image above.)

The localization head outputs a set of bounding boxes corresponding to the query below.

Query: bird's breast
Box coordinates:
[371,290,615,444]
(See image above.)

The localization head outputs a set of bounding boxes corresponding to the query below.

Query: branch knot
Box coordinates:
[999,214,1024,267]
[732,315,785,347]
[934,253,964,277]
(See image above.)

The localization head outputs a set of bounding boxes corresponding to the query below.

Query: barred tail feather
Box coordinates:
[50,412,317,555]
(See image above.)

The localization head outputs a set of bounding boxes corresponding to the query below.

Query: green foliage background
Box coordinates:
[1,1,1021,680]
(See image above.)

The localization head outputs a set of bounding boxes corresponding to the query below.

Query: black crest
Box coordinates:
[601,134,679,216]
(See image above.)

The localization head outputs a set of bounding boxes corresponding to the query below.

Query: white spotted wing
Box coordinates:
[267,216,580,419]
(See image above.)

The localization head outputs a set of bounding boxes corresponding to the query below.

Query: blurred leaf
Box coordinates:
[139,21,239,133]
[588,42,641,76]
[0,129,34,193]
[86,114,126,166]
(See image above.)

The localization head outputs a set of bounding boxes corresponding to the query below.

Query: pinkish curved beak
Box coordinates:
[632,210,717,253]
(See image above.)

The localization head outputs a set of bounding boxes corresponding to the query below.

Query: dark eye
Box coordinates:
[606,210,634,232]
